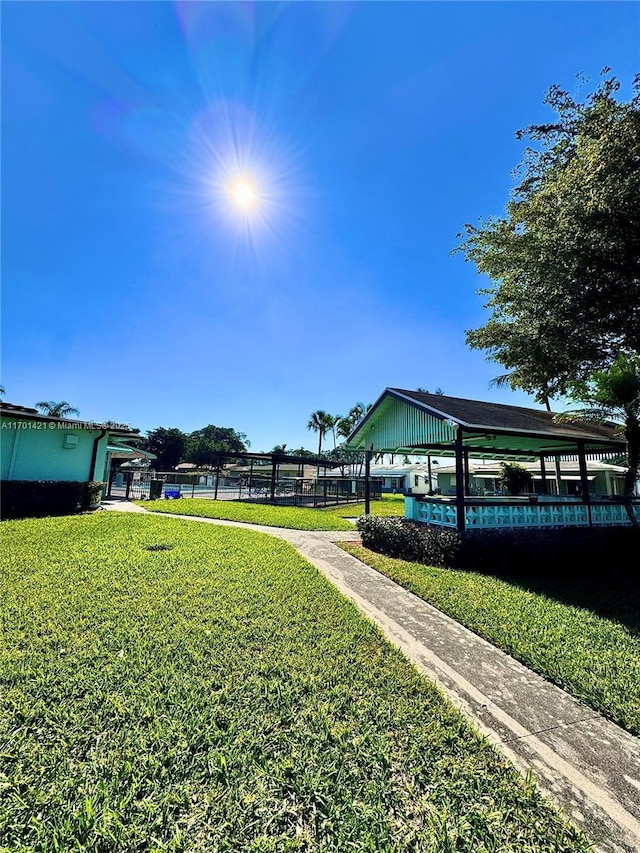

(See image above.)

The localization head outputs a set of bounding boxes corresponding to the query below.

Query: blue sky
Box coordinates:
[2,1,638,452]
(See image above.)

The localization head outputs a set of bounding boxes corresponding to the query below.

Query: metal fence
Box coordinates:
[106,470,382,507]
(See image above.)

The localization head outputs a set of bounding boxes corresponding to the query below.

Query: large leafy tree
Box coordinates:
[35,400,80,418]
[141,427,188,471]
[559,355,640,523]
[456,72,640,402]
[186,425,249,470]
[288,447,315,459]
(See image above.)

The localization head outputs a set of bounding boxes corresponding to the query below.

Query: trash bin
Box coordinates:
[164,488,181,499]
[150,479,163,500]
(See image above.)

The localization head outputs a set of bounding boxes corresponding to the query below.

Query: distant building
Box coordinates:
[369,463,435,494]
[431,459,628,499]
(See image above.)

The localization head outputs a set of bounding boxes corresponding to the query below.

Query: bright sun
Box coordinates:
[230,179,258,212]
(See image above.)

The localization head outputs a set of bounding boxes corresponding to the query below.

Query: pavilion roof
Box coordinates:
[346,388,625,461]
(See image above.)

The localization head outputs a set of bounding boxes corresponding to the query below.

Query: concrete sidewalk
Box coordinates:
[103,501,640,852]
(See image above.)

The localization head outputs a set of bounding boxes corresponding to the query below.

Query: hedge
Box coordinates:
[0,481,104,520]
[356,515,640,577]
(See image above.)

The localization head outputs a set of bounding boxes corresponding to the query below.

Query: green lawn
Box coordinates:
[340,543,640,737]
[138,494,406,527]
[320,494,406,519]
[0,513,590,852]
[137,498,356,530]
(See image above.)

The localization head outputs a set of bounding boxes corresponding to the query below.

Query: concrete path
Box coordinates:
[102,500,640,852]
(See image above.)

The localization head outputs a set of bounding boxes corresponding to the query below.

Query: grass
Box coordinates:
[339,542,640,736]
[320,494,406,519]
[0,513,591,852]
[138,494,406,527]
[137,498,356,530]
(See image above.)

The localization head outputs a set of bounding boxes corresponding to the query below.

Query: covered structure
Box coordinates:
[1,402,142,488]
[346,388,639,530]
[108,450,381,506]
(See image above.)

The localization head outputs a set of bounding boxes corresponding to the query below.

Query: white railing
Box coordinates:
[405,497,640,529]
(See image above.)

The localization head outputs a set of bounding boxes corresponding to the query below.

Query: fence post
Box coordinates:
[270,464,277,504]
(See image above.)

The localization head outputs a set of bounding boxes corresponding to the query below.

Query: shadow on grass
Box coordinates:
[462,528,640,633]
[357,517,640,633]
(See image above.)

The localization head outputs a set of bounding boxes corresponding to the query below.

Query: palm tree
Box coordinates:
[348,402,369,423]
[306,410,331,456]
[417,387,444,396]
[489,372,552,412]
[558,355,640,526]
[334,402,373,475]
[307,410,333,478]
[336,416,353,441]
[326,414,343,450]
[35,400,80,418]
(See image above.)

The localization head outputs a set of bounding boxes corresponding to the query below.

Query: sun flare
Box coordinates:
[191,102,304,249]
[230,179,258,212]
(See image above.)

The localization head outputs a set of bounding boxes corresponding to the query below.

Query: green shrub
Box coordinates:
[0,480,104,520]
[356,516,462,567]
[499,461,532,495]
[356,515,640,576]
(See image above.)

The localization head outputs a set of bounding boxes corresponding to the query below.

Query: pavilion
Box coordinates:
[346,388,639,530]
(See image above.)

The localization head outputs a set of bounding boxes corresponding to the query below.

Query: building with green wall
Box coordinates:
[1,402,141,485]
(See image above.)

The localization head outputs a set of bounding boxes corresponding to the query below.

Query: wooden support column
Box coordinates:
[554,456,563,495]
[577,440,592,527]
[539,454,548,495]
[427,455,433,495]
[455,427,465,532]
[463,449,471,495]
[364,447,372,515]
